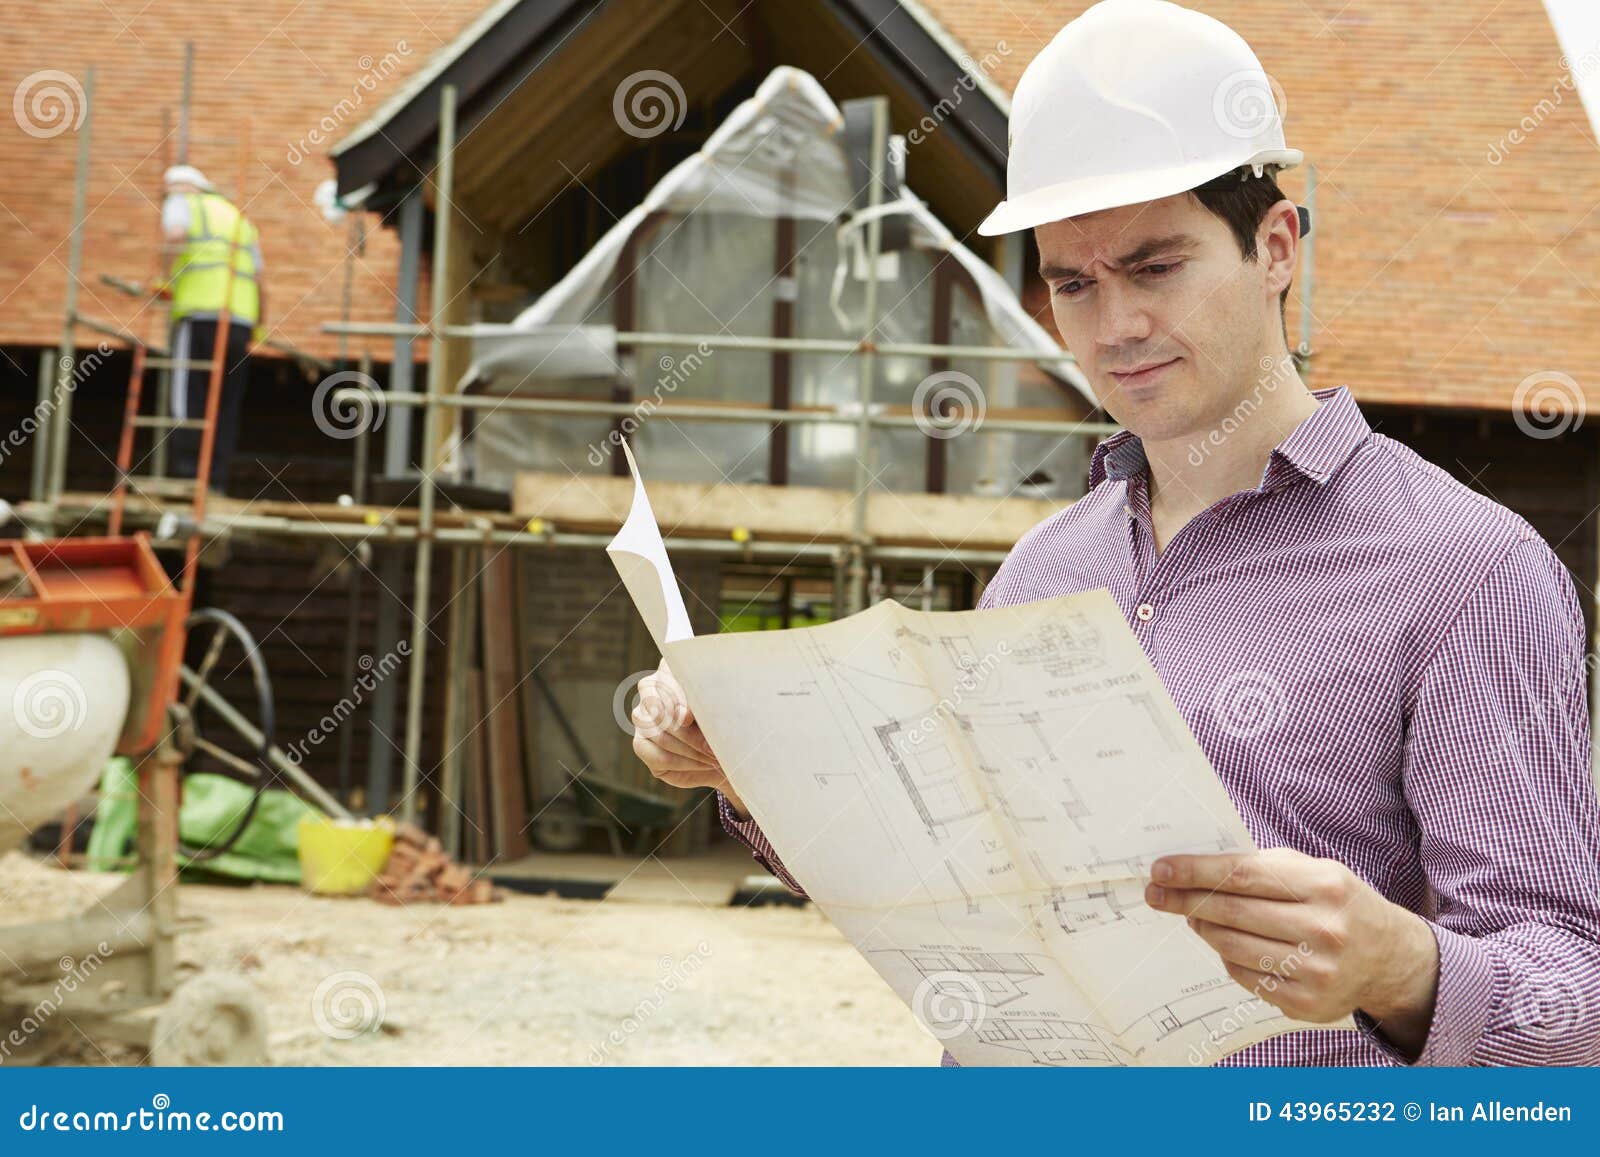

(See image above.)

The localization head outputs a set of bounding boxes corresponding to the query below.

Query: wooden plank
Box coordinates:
[463,668,491,865]
[512,552,545,811]
[56,491,531,532]
[479,551,531,859]
[513,472,1071,551]
[438,546,473,858]
[434,210,475,462]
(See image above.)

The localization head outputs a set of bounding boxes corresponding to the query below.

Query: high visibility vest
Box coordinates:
[170,192,260,324]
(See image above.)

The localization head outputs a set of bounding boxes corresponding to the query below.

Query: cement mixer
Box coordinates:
[0,533,270,1065]
[0,633,129,854]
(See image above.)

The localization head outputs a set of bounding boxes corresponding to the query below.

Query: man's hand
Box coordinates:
[630,661,748,817]
[1145,847,1440,1058]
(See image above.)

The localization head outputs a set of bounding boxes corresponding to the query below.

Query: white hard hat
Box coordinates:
[163,164,214,191]
[978,0,1301,236]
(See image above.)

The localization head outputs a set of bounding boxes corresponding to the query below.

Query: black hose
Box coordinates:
[177,607,276,862]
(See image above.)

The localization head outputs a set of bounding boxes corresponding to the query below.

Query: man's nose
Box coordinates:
[1094,280,1153,351]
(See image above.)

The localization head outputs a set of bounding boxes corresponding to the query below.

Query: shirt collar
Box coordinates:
[1088,385,1370,492]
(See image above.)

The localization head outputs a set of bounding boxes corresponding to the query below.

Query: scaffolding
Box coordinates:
[23,79,1123,828]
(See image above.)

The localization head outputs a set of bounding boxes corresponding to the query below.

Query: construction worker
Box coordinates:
[159,164,265,497]
[633,0,1600,1067]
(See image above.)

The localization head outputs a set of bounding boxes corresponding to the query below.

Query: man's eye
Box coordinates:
[1053,280,1089,298]
[1141,262,1182,278]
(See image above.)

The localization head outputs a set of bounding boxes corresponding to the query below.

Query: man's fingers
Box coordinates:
[1220,958,1298,999]
[678,719,715,757]
[634,663,722,759]
[1146,884,1316,942]
[639,747,726,791]
[645,725,720,767]
[652,765,727,791]
[1219,961,1341,1024]
[1185,916,1309,978]
[1149,850,1315,901]
[637,663,696,732]
[636,684,688,733]
[632,661,722,767]
[633,734,718,778]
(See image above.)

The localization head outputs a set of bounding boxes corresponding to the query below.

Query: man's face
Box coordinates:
[1035,192,1278,444]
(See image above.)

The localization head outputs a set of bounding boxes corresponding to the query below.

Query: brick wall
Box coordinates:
[516,546,723,809]
[0,0,486,364]
[924,0,1600,414]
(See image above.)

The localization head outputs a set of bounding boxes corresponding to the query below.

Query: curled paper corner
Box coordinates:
[605,441,695,651]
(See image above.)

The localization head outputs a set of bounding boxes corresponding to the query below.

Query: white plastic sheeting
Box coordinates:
[463,66,1097,499]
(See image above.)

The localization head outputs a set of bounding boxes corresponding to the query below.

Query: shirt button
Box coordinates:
[1135,602,1154,622]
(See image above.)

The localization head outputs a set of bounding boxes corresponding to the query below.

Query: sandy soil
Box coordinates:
[0,852,935,1066]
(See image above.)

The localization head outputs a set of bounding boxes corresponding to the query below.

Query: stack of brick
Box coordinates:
[373,822,499,906]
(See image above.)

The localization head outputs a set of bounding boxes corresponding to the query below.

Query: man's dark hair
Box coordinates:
[1188,168,1294,321]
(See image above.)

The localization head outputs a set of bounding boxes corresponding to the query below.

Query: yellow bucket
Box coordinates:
[296,815,395,896]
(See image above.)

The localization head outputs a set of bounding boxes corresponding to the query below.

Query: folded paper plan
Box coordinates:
[608,448,1349,1065]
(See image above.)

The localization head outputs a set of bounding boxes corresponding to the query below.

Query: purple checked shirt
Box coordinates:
[718,384,1600,1066]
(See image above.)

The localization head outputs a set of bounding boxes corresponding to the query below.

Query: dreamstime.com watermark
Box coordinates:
[0,343,113,471]
[1186,939,1317,1065]
[613,70,686,140]
[588,940,713,1063]
[912,370,986,439]
[12,70,86,138]
[282,642,409,766]
[910,970,990,1039]
[1186,353,1298,467]
[16,1094,283,1133]
[286,43,413,165]
[587,343,714,466]
[311,369,387,440]
[897,641,1011,755]
[1210,668,1287,741]
[1212,70,1289,141]
[1,944,112,1064]
[894,41,1011,158]
[612,668,691,741]
[1511,369,1585,439]
[311,970,386,1040]
[1488,42,1600,165]
[11,667,89,741]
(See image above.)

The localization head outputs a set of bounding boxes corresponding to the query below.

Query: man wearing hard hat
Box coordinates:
[159,164,266,497]
[634,0,1600,1066]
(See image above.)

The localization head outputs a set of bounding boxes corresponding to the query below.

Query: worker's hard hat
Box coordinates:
[978,0,1301,236]
[163,164,214,192]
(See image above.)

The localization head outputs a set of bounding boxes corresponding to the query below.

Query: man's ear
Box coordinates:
[1260,200,1299,298]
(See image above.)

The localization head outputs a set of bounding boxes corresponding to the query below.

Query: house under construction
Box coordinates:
[7,0,1600,871]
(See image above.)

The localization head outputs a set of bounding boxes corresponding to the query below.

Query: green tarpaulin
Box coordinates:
[87,760,322,883]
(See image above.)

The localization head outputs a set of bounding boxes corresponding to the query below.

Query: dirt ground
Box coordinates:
[0,852,935,1066]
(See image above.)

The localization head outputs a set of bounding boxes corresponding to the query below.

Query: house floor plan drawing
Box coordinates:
[664,592,1351,1066]
[613,448,1347,1066]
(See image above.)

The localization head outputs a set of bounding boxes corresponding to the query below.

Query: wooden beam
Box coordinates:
[479,552,531,860]
[434,210,476,462]
[512,552,545,813]
[769,182,795,484]
[513,471,1071,552]
[464,668,488,864]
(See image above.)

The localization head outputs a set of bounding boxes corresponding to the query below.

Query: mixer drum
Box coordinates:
[0,632,131,852]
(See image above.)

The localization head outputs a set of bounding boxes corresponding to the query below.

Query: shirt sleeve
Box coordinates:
[714,790,808,899]
[1394,536,1600,1065]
